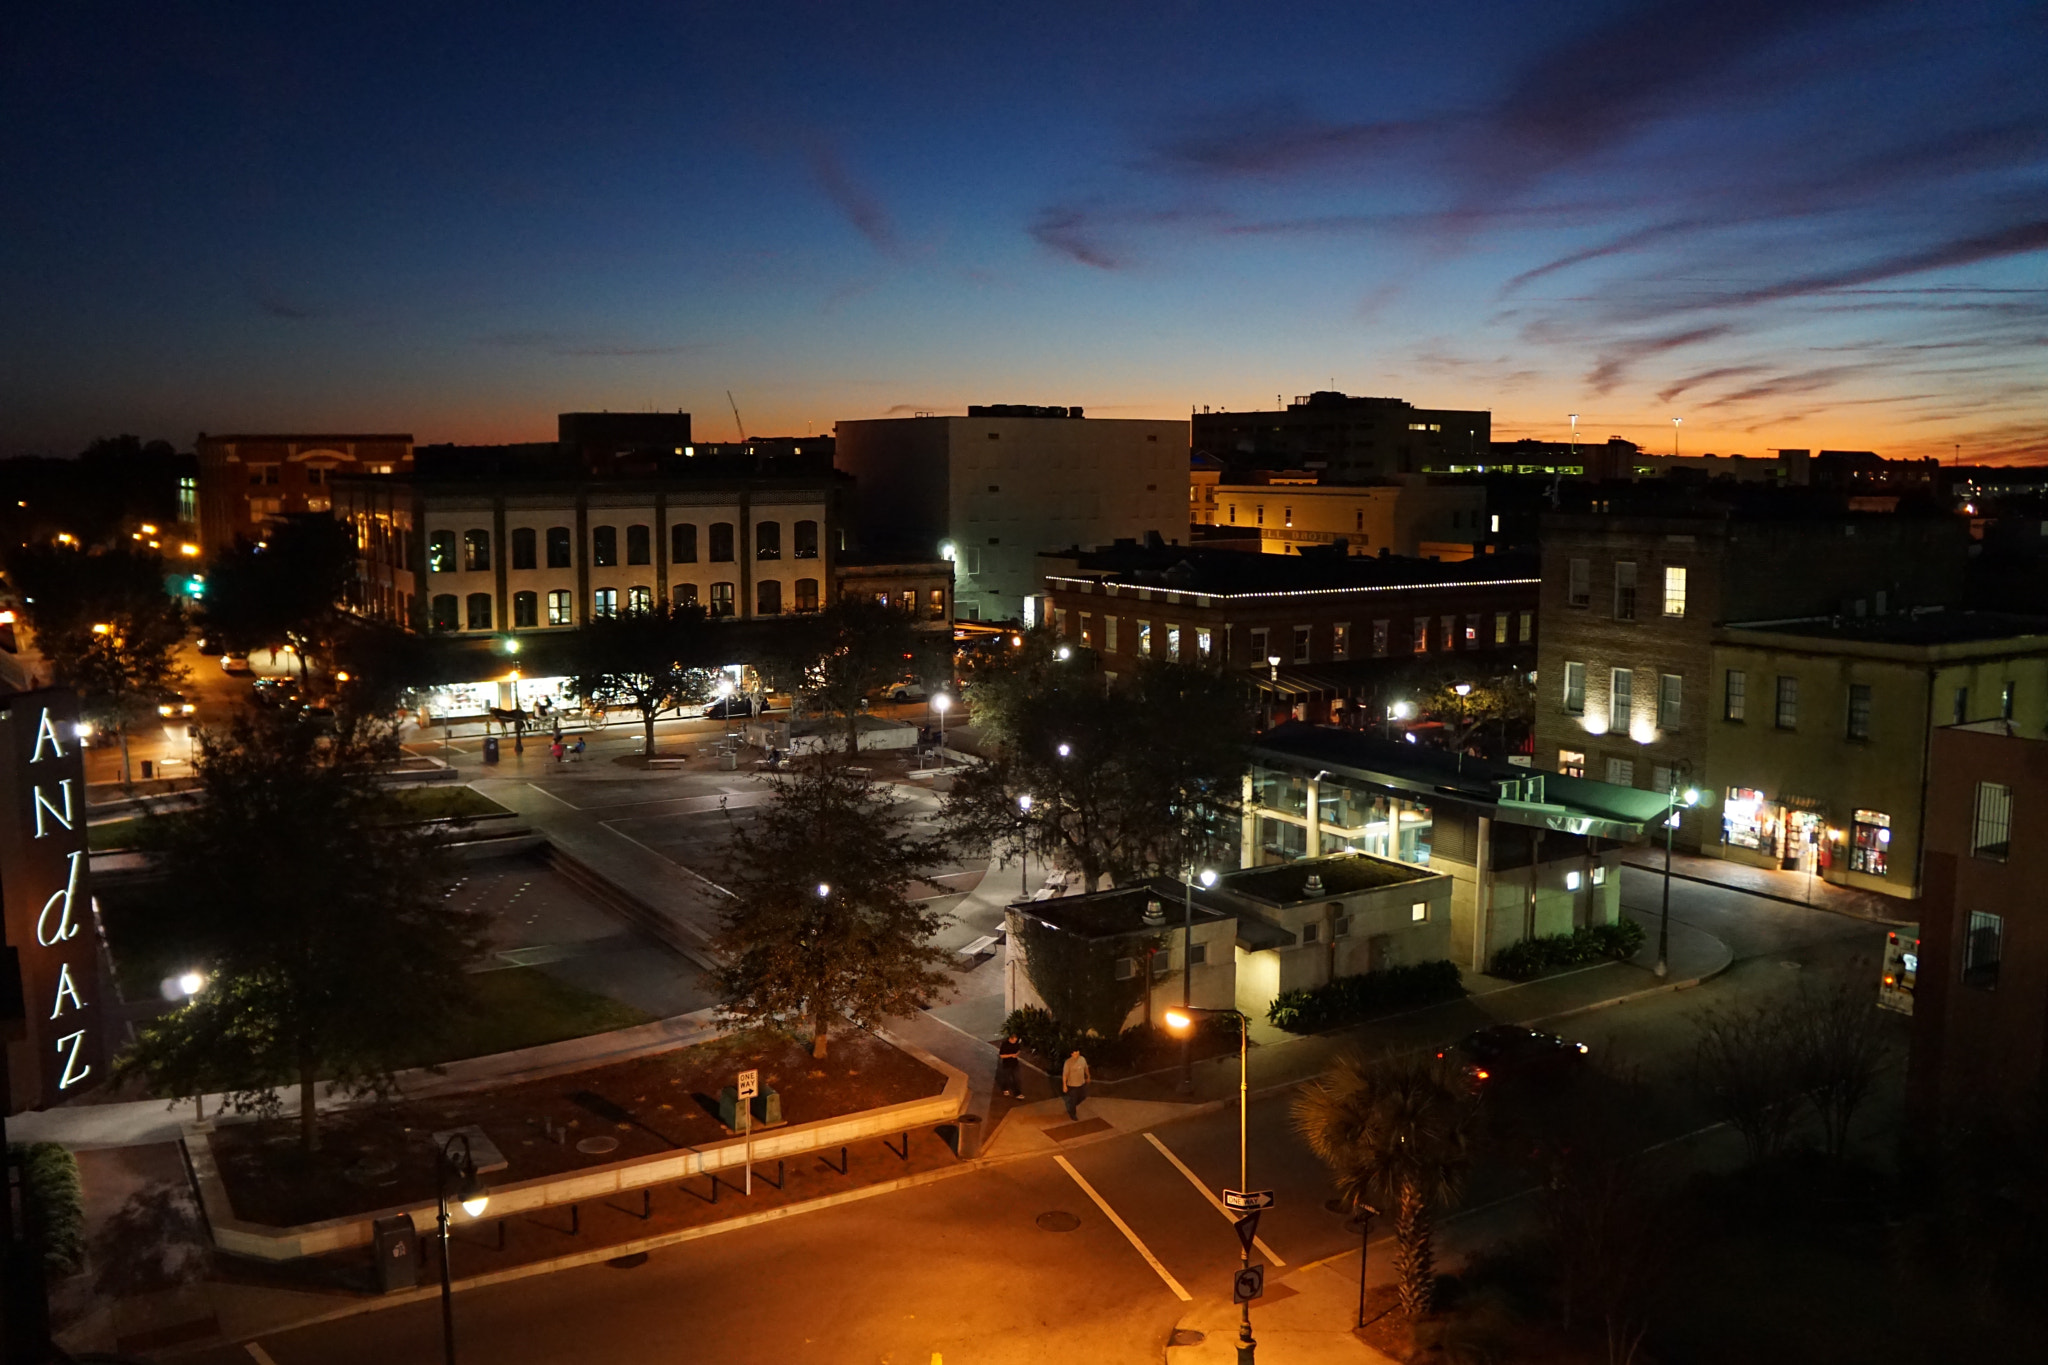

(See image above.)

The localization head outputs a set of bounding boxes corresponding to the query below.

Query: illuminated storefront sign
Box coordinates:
[1,690,106,1113]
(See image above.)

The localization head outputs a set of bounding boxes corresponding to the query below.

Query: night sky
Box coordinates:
[5,2,2044,461]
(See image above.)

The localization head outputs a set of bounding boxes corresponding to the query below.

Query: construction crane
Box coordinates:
[727,390,746,442]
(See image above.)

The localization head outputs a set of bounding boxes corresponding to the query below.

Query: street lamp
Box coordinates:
[932,692,952,741]
[1656,767,1702,979]
[1178,868,1219,1094]
[1165,1004,1256,1362]
[436,1133,491,1365]
[1017,793,1034,894]
[1055,645,1072,661]
[1672,416,1682,459]
[1056,742,1071,759]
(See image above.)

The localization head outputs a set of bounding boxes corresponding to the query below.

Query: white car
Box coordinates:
[889,682,930,702]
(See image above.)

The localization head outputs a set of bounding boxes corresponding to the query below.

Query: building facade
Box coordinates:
[834,408,1188,623]
[1706,613,2048,900]
[832,554,954,630]
[1192,392,1491,483]
[1910,720,2048,1123]
[1208,853,1453,1009]
[196,433,413,549]
[1534,509,1969,849]
[331,466,837,635]
[1192,477,1489,560]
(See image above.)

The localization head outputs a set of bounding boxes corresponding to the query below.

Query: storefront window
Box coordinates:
[1724,787,1770,850]
[1850,809,1891,875]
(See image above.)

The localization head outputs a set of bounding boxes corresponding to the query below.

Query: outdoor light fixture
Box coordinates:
[938,540,956,562]
[817,882,831,898]
[1056,645,1072,660]
[1163,1003,1259,1361]
[1056,742,1070,758]
[1391,701,1413,720]
[176,971,205,998]
[1454,683,1472,697]
[437,1132,492,1363]
[502,637,521,655]
[1018,793,1033,813]
[1199,869,1218,888]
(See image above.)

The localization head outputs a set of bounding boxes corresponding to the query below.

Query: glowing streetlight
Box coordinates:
[1165,1003,1257,1360]
[436,1132,491,1363]
[1056,742,1071,758]
[176,970,206,998]
[1055,645,1072,661]
[1178,868,1220,1093]
[817,882,831,898]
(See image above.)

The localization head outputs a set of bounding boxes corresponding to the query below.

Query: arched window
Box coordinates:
[709,582,735,617]
[671,523,698,563]
[757,580,782,615]
[627,524,651,565]
[794,578,820,612]
[709,522,735,562]
[755,521,782,560]
[463,529,491,572]
[793,520,819,559]
[673,582,698,607]
[592,587,618,618]
[628,585,652,615]
[513,591,538,628]
[466,593,493,630]
[592,525,618,568]
[428,532,455,574]
[546,526,572,568]
[430,593,459,631]
[511,527,537,570]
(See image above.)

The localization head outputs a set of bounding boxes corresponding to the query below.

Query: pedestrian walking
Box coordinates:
[996,1034,1022,1097]
[1061,1048,1091,1120]
[550,739,565,764]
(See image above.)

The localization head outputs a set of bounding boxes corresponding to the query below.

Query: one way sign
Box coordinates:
[1222,1188,1275,1212]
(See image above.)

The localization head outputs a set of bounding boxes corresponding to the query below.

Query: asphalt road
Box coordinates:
[183,872,1897,1365]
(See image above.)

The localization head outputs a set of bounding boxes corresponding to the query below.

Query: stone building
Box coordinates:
[195,433,412,549]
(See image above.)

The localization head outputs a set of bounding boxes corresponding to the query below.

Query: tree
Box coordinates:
[1011,910,1161,1043]
[199,516,354,679]
[5,542,188,782]
[1542,1153,1678,1365]
[569,602,721,755]
[788,599,943,755]
[1788,965,1894,1160]
[115,706,483,1152]
[944,657,1251,891]
[1417,669,1533,762]
[1690,1000,1805,1163]
[1293,1050,1476,1317]
[710,762,953,1057]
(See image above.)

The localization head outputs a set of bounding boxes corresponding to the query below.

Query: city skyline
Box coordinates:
[5,1,2044,461]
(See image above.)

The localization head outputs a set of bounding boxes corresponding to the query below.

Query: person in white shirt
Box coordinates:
[1061,1049,1092,1120]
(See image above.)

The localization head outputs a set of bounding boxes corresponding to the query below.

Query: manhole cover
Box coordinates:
[606,1252,650,1269]
[1036,1211,1081,1232]
[1168,1329,1206,1347]
[576,1136,621,1155]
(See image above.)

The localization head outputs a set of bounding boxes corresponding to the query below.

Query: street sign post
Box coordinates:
[737,1070,759,1194]
[1232,1265,1265,1304]
[1222,1188,1275,1213]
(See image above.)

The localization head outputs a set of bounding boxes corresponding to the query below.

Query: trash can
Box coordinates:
[482,735,500,764]
[139,759,155,780]
[720,748,738,771]
[947,1114,984,1159]
[371,1214,418,1293]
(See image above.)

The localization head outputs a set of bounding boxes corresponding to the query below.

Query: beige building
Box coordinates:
[834,407,1187,623]
[1194,477,1488,560]
[1706,611,2048,900]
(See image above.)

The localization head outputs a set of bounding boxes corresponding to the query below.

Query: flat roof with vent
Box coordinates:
[1009,877,1234,941]
[1220,851,1438,908]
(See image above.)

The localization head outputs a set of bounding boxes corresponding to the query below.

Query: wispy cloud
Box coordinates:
[477,331,706,358]
[805,141,900,257]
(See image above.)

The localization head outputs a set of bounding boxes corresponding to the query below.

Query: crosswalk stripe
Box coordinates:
[1142,1132,1286,1266]
[1054,1154,1193,1301]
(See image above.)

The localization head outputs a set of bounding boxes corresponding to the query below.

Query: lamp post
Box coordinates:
[1656,766,1701,980]
[1672,416,1682,459]
[933,692,952,744]
[1017,793,1033,894]
[1452,682,1472,772]
[1166,1005,1254,1362]
[435,1133,491,1365]
[1345,1201,1380,1330]
[1178,868,1219,1094]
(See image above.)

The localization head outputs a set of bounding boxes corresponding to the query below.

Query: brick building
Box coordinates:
[1534,507,1968,849]
[195,433,412,549]
[1193,391,1490,483]
[1910,720,2048,1123]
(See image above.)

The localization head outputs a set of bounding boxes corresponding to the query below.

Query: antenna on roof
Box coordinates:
[727,391,746,442]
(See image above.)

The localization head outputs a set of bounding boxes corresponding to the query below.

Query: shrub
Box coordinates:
[8,1142,85,1275]
[1000,1005,1068,1064]
[1266,960,1464,1033]
[1488,921,1646,981]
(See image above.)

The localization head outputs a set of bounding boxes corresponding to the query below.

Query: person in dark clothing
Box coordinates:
[996,1034,1022,1097]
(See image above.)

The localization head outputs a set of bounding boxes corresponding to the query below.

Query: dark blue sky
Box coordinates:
[5,1,2044,459]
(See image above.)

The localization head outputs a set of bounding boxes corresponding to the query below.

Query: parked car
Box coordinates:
[703,696,755,720]
[219,653,253,675]
[1438,1024,1589,1088]
[888,681,930,703]
[250,678,299,706]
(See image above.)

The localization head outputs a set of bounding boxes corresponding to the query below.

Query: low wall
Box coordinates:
[187,1028,966,1261]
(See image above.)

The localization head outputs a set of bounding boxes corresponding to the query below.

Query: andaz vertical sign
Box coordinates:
[0,690,105,1114]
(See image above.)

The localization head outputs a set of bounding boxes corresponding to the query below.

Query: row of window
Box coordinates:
[428,578,826,631]
[1067,609,1534,664]
[426,520,820,574]
[1721,674,2015,737]
[1566,559,1686,621]
[1560,664,1685,731]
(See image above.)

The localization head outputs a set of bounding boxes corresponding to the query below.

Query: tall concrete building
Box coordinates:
[1192,392,1490,483]
[834,405,1187,622]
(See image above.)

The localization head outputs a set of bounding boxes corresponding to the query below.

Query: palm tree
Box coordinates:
[1292,1050,1476,1317]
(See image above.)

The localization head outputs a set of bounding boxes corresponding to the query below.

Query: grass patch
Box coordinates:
[96,881,196,1001]
[403,967,655,1068]
[388,785,510,821]
[88,817,161,852]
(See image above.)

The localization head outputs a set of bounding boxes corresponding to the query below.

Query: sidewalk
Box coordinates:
[1618,846,1913,924]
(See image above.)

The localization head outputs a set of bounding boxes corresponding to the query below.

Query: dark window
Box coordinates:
[513,591,537,628]
[1964,910,2003,988]
[757,580,782,615]
[709,582,735,617]
[1972,782,2012,860]
[465,593,493,630]
[794,520,819,559]
[756,521,782,560]
[1954,686,1968,725]
[671,523,698,563]
[1775,676,1799,729]
[1567,558,1590,607]
[794,578,820,612]
[673,582,698,607]
[1847,684,1872,740]
[709,522,735,562]
[1613,561,1637,621]
[546,526,572,568]
[626,524,650,565]
[592,525,618,568]
[430,593,458,631]
[511,527,537,570]
[1725,670,1746,722]
[428,532,455,573]
[463,529,491,572]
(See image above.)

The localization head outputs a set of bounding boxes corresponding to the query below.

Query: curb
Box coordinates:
[1618,858,1914,927]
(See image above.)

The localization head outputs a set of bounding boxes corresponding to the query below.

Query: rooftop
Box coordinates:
[1221,851,1437,907]
[1011,877,1232,941]
[1727,609,2048,647]
[1043,543,1537,598]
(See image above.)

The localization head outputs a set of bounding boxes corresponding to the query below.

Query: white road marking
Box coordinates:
[1142,1132,1286,1266]
[245,1344,280,1365]
[1054,1154,1192,1301]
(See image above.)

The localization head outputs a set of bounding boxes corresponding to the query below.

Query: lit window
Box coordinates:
[1410,901,1427,923]
[1850,809,1891,875]
[1725,670,1747,722]
[1566,871,1582,891]
[1663,566,1687,617]
[1558,749,1586,778]
[547,589,573,625]
[592,587,618,618]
